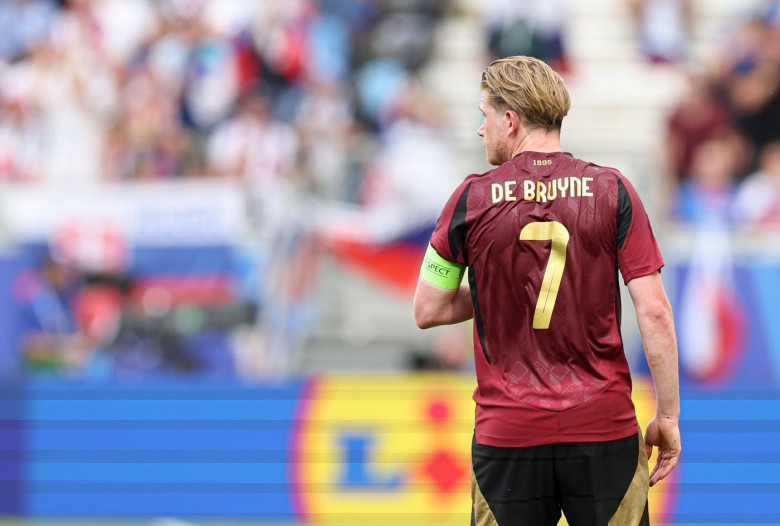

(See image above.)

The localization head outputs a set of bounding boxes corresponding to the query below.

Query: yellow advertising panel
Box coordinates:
[294,374,675,525]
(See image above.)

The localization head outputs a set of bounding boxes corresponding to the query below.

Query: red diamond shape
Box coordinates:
[421,449,468,495]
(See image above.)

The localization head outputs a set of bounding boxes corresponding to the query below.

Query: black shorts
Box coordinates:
[471,430,649,526]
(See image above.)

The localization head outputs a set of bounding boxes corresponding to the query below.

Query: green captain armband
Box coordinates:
[420,244,465,289]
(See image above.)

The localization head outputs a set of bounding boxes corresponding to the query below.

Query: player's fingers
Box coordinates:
[650,465,670,486]
[649,460,667,486]
[649,455,666,483]
[645,441,653,460]
[649,452,679,486]
[664,452,679,473]
[648,463,660,486]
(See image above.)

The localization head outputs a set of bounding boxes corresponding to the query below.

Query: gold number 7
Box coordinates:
[519,221,570,329]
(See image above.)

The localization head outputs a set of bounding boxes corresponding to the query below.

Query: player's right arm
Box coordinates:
[626,271,681,487]
[413,279,472,329]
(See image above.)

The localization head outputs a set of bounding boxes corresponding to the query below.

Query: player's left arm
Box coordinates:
[414,244,472,328]
[627,271,681,487]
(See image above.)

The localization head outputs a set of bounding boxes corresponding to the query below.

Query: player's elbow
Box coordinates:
[414,295,444,329]
[637,298,674,328]
[414,279,457,329]
[414,303,437,329]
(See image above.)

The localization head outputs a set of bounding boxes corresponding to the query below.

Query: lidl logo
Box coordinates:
[293,375,474,524]
[293,374,676,525]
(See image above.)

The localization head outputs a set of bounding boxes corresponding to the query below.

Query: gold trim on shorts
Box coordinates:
[609,426,650,526]
[471,464,499,526]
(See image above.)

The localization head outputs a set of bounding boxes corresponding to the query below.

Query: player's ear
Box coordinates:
[506,110,521,135]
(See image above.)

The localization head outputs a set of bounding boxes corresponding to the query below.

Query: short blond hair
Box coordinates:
[481,56,570,132]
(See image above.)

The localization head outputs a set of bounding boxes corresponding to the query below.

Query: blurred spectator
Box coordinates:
[90,0,159,67]
[315,82,458,245]
[14,254,99,374]
[108,57,205,179]
[294,79,355,199]
[0,85,45,181]
[102,121,136,181]
[662,73,735,194]
[0,0,455,189]
[338,119,377,204]
[481,0,569,72]
[709,2,780,169]
[664,1,780,224]
[198,0,264,40]
[734,140,780,228]
[369,3,439,71]
[206,90,299,182]
[354,58,409,131]
[626,0,691,65]
[31,0,119,183]
[673,136,745,225]
[179,19,242,133]
[307,6,351,82]
[0,0,57,63]
[323,0,380,68]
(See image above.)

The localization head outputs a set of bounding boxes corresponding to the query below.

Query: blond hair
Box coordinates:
[481,56,570,132]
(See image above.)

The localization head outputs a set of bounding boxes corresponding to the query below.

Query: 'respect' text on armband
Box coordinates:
[420,244,465,289]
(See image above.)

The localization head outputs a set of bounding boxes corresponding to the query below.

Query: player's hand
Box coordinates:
[644,416,681,487]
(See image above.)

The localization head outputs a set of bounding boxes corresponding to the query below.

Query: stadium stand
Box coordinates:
[0,0,774,376]
[301,0,768,373]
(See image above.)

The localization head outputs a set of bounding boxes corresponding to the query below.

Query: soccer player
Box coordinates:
[414,56,680,525]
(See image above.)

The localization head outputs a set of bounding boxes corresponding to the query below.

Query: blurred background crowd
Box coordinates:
[0,0,453,192]
[655,0,780,227]
[2,1,780,523]
[0,0,778,382]
[0,0,778,226]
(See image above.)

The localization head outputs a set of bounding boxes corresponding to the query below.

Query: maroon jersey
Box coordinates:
[430,151,664,447]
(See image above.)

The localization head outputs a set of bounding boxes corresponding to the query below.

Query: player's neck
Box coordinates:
[511,129,562,157]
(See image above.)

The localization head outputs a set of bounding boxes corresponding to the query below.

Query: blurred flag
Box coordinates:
[677,222,744,385]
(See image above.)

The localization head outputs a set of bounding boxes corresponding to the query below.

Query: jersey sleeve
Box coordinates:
[614,172,664,283]
[428,177,472,266]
